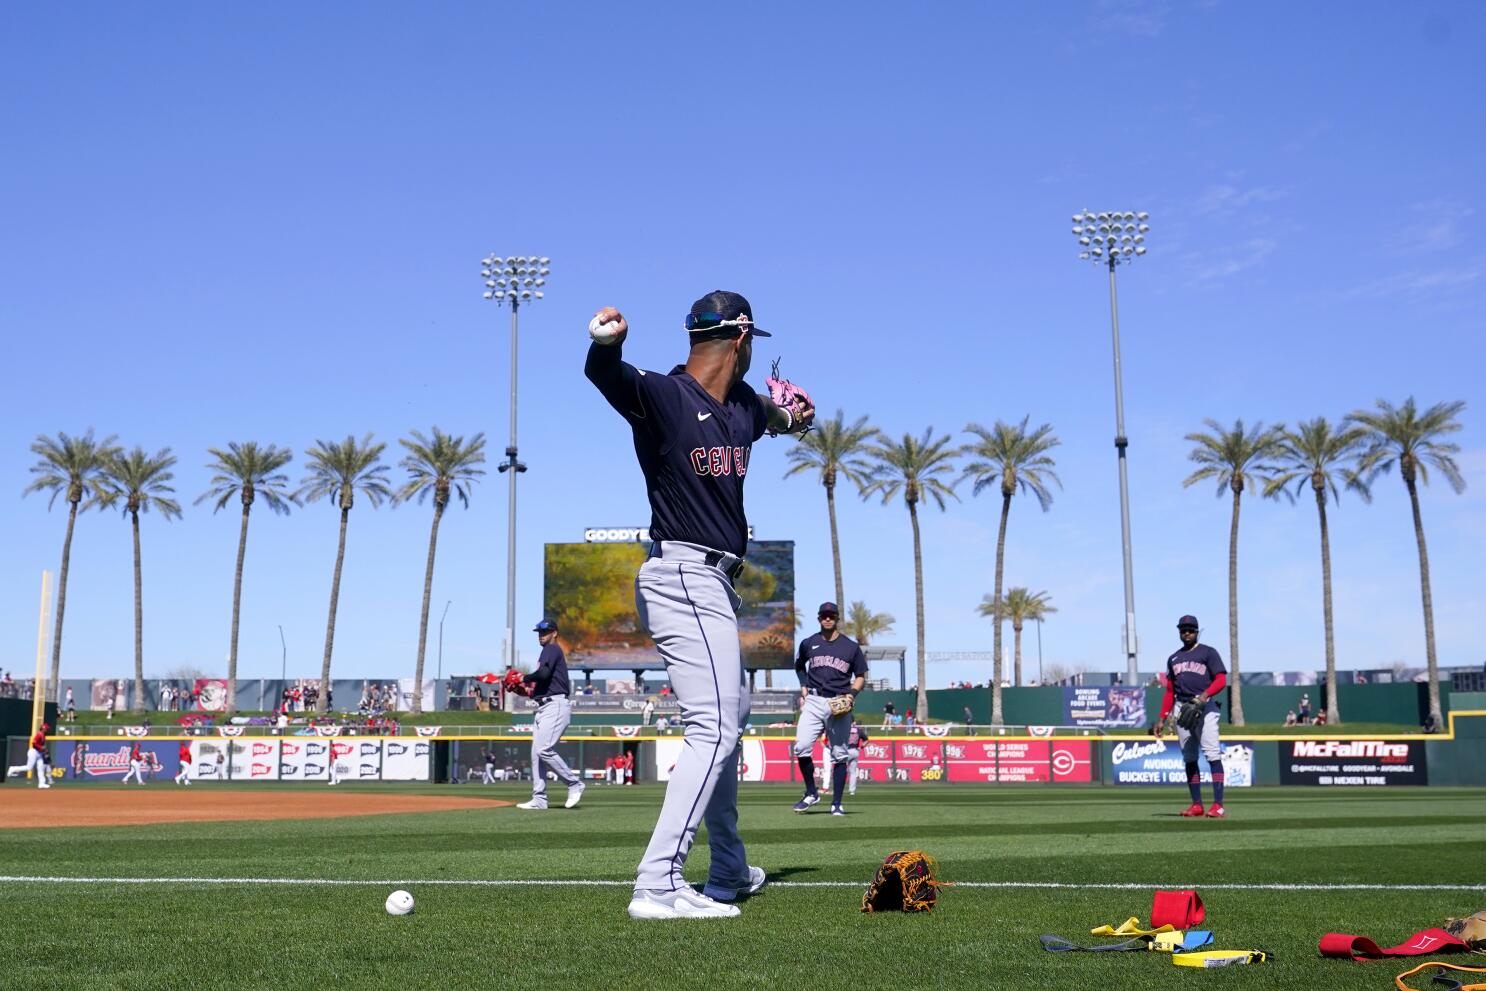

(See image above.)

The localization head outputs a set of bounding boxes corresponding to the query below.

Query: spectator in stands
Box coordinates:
[641,698,655,726]
[905,709,916,730]
[963,705,973,727]
[1283,710,1298,726]
[105,693,116,720]
[881,701,896,730]
[1423,712,1440,734]
[655,715,670,733]
[658,684,672,697]
[1313,710,1327,726]
[65,687,76,723]
[1297,693,1312,725]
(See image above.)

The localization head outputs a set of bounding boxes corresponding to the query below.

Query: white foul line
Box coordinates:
[0,875,1482,892]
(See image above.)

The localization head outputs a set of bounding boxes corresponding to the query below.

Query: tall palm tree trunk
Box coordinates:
[1405,478,1442,724]
[319,507,350,712]
[909,500,928,721]
[990,493,1011,726]
[412,502,446,714]
[826,480,845,609]
[131,509,145,714]
[1227,486,1245,725]
[1013,620,1024,688]
[227,504,251,713]
[1315,488,1340,724]
[49,501,79,705]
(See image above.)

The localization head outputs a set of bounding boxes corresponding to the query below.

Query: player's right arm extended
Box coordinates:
[585,342,647,419]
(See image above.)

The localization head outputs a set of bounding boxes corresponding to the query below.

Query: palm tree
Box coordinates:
[196,442,297,712]
[1263,419,1370,725]
[1182,419,1285,726]
[1348,398,1467,727]
[979,587,1056,688]
[100,447,182,714]
[395,428,486,714]
[843,600,895,646]
[861,428,958,720]
[783,411,879,608]
[959,417,1061,724]
[297,434,392,712]
[24,430,120,704]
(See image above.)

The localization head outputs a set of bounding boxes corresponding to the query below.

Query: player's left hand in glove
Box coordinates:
[828,694,855,717]
[1176,698,1206,733]
[766,359,815,436]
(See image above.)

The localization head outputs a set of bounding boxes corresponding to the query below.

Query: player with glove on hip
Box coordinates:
[1152,614,1229,818]
[793,601,868,816]
[586,290,813,920]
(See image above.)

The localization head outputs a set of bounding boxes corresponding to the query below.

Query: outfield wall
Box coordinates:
[18,738,431,783]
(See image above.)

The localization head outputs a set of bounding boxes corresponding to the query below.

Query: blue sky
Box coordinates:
[2,2,1481,688]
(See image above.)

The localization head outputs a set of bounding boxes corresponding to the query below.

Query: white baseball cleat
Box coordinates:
[702,865,767,903]
[564,782,586,809]
[515,800,548,810]
[627,887,741,920]
[792,794,821,813]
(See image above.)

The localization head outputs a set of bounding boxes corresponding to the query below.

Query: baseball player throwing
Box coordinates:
[26,723,52,789]
[586,291,814,920]
[793,601,868,816]
[514,619,585,811]
[1153,614,1229,818]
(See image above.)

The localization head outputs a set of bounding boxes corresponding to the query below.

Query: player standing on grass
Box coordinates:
[515,620,585,811]
[26,723,52,789]
[846,718,868,796]
[1153,615,1229,819]
[792,602,868,816]
[121,741,147,785]
[585,291,814,920]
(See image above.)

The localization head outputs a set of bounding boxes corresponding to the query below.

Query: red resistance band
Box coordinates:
[1152,890,1205,929]
[1320,929,1470,961]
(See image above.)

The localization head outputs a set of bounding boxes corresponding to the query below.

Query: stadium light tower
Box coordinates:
[480,254,550,670]
[1072,210,1149,686]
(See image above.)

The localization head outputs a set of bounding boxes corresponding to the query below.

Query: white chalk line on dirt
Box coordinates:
[0,875,1482,892]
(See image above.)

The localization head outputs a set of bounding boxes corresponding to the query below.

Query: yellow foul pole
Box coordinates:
[31,570,53,741]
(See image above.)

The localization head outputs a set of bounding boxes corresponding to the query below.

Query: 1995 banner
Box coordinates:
[1278,740,1427,786]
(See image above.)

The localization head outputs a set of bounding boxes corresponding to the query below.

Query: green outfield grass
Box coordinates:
[1,784,1481,991]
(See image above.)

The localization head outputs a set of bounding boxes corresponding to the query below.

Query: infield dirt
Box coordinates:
[0,788,512,829]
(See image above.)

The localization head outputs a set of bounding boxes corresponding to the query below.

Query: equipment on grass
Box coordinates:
[1040,935,1149,952]
[827,694,854,717]
[385,890,415,916]
[765,359,814,436]
[1091,918,1176,938]
[1393,961,1486,991]
[1321,928,1471,960]
[1176,697,1206,733]
[1445,911,1486,954]
[862,850,942,913]
[1150,931,1214,953]
[1151,890,1206,929]
[1172,949,1271,967]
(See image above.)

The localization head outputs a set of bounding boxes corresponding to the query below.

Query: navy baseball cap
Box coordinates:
[533,619,558,633]
[1177,615,1200,630]
[818,602,839,616]
[686,290,772,339]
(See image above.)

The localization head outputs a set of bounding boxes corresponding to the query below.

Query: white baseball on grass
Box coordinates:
[385,889,415,916]
[588,313,624,345]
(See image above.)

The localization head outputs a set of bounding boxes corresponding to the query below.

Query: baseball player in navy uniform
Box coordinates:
[586,291,814,920]
[26,723,52,789]
[1153,614,1229,818]
[793,602,868,816]
[516,620,585,811]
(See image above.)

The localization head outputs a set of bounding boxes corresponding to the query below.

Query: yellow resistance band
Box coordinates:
[1172,950,1270,968]
[1091,917,1176,937]
[1394,961,1486,991]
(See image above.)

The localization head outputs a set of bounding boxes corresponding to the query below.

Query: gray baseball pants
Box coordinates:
[529,696,580,806]
[633,541,751,893]
[1177,711,1223,763]
[794,695,852,763]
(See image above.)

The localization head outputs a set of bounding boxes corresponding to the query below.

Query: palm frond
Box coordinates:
[24,429,121,511]
[1181,418,1285,496]
[297,433,392,510]
[195,441,298,514]
[395,427,487,509]
[860,428,960,510]
[959,416,1062,511]
[1348,397,1467,494]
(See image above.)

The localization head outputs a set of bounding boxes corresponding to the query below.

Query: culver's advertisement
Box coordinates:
[1110,739,1254,787]
[1278,740,1426,786]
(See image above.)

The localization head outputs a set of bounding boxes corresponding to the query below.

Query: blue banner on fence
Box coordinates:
[50,741,182,780]
[1063,686,1148,729]
[1109,739,1254,786]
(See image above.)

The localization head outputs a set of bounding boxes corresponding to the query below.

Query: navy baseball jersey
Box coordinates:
[528,643,572,700]
[586,344,769,558]
[796,633,869,695]
[1165,644,1226,712]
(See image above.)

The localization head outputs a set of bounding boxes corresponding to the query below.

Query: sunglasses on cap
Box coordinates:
[819,612,838,620]
[684,312,772,337]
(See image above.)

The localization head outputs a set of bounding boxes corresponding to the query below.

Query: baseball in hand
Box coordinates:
[588,308,626,345]
[385,890,415,916]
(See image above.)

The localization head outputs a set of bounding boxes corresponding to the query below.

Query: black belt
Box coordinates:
[535,696,562,705]
[648,542,744,582]
[807,688,848,698]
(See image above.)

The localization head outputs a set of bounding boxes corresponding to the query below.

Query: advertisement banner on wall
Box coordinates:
[51,741,177,780]
[942,740,1096,783]
[1110,739,1254,786]
[381,739,432,781]
[279,739,333,780]
[1278,740,1427,786]
[1064,687,1148,729]
[229,739,280,781]
[194,679,230,712]
[192,740,229,781]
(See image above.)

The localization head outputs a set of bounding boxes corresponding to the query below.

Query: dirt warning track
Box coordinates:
[0,788,513,829]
